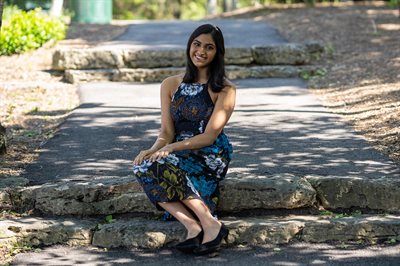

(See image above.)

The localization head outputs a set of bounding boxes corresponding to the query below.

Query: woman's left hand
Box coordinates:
[149,145,174,162]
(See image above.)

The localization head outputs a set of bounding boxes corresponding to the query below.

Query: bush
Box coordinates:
[0,7,67,56]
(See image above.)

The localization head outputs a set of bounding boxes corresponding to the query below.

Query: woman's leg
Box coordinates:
[181,198,222,244]
[158,202,202,239]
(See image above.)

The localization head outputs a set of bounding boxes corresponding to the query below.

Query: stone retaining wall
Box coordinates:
[53,42,324,70]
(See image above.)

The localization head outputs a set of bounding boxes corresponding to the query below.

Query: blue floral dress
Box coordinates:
[132,82,233,220]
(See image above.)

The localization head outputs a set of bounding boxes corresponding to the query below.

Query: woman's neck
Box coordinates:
[196,67,209,84]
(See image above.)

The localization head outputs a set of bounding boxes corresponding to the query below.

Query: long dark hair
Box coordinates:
[182,24,226,93]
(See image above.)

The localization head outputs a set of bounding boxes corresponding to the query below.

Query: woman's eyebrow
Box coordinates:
[193,39,215,46]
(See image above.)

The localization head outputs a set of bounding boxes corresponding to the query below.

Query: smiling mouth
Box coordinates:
[194,54,207,61]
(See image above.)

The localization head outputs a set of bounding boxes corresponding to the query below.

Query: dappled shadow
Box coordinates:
[226,79,400,178]
[23,78,399,185]
[11,242,400,265]
[24,104,160,184]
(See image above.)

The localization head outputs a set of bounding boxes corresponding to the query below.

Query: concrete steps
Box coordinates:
[2,214,400,250]
[53,43,324,83]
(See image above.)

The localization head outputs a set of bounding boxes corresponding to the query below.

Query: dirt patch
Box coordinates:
[227,1,400,164]
[0,22,129,179]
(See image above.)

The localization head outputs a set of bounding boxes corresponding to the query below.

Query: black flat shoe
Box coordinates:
[175,230,203,254]
[193,223,229,256]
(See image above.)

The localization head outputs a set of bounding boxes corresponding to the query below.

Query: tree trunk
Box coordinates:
[207,0,218,15]
[224,0,238,12]
[0,123,6,155]
[1,1,7,154]
[0,0,4,30]
[173,0,182,19]
[50,0,64,17]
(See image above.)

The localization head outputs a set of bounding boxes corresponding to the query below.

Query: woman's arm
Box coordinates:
[148,83,236,162]
[133,76,179,165]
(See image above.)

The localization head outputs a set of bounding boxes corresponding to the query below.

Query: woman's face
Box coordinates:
[189,33,217,69]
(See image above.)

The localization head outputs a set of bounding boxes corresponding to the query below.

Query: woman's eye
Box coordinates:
[193,42,200,47]
[207,46,214,51]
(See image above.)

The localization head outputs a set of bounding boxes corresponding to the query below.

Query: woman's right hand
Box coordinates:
[132,149,154,165]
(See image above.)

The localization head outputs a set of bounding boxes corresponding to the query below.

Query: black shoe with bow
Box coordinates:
[175,230,203,254]
[193,223,229,255]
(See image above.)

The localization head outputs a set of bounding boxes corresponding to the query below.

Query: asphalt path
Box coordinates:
[24,78,399,184]
[100,19,287,49]
[12,242,400,266]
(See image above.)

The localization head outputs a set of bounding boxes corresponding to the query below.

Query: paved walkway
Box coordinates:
[12,243,400,266]
[100,19,286,49]
[24,78,399,184]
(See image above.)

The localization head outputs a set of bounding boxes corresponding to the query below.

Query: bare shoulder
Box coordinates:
[161,74,184,96]
[222,78,236,94]
[162,74,183,87]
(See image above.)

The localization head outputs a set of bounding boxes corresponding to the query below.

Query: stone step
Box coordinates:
[53,42,324,71]
[1,214,399,250]
[1,174,316,216]
[64,65,322,83]
[2,174,400,216]
[307,175,400,213]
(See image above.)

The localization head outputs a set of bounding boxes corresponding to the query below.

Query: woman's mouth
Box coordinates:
[194,54,207,62]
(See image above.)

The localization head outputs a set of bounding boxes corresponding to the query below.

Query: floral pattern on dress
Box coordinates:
[133,82,233,221]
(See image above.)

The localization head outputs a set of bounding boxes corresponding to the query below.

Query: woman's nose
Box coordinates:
[199,46,206,54]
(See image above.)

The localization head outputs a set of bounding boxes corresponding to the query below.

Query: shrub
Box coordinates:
[0,7,67,56]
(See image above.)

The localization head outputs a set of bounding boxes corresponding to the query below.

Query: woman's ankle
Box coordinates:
[185,222,202,239]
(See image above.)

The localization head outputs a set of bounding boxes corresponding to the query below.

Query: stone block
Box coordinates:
[65,69,115,83]
[113,67,184,82]
[0,178,30,210]
[92,218,184,248]
[253,44,313,65]
[219,174,317,212]
[301,215,400,243]
[20,178,157,216]
[226,65,302,79]
[53,48,124,70]
[225,48,254,65]
[124,49,186,68]
[307,176,400,213]
[0,217,96,248]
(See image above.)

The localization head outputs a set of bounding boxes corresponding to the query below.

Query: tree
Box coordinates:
[0,0,6,155]
[223,0,237,12]
[0,0,4,29]
[50,0,63,17]
[207,0,217,15]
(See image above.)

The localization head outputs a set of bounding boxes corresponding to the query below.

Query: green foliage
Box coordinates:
[385,238,397,244]
[181,0,207,20]
[318,210,363,219]
[0,7,67,56]
[388,0,399,8]
[105,214,115,224]
[112,0,207,20]
[318,210,333,216]
[300,68,327,80]
[2,5,20,21]
[95,215,116,231]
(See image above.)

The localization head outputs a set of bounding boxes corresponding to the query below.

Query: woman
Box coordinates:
[132,24,235,255]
